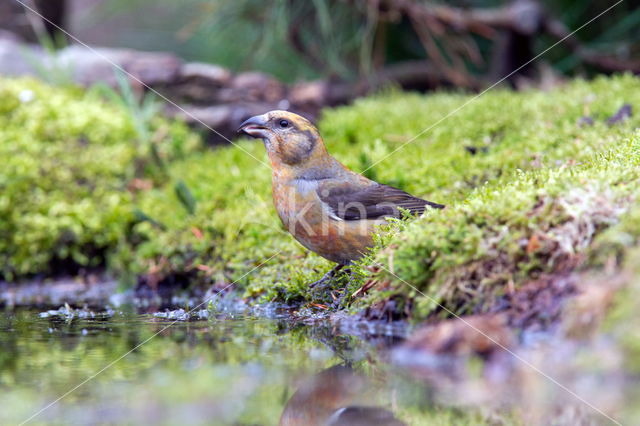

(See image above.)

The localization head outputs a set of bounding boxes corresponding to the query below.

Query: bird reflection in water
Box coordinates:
[279,364,405,426]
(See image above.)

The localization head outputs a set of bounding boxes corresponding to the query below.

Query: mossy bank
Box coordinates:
[2,76,640,321]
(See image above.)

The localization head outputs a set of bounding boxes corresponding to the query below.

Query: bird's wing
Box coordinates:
[317,180,444,221]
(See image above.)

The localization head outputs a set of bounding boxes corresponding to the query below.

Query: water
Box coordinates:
[2,304,638,425]
[0,307,445,425]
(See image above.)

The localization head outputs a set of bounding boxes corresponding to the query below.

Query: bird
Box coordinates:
[238,110,444,287]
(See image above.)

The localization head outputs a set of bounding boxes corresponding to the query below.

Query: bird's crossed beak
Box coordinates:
[238,114,270,138]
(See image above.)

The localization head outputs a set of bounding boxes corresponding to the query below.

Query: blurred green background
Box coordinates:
[6,0,640,85]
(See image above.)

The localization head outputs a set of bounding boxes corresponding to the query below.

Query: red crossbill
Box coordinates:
[239,111,443,286]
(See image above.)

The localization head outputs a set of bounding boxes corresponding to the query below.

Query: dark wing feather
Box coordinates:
[318,182,444,220]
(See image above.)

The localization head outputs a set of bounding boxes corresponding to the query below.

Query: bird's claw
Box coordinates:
[309,274,331,290]
[309,264,345,289]
[308,263,359,309]
[330,270,358,309]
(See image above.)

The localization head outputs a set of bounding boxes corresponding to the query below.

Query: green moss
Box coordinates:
[0,78,199,279]
[365,137,639,317]
[4,75,640,320]
[124,75,640,316]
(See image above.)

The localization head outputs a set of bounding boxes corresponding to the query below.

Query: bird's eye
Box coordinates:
[279,119,290,128]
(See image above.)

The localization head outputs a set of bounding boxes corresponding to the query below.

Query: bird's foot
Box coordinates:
[330,290,347,309]
[309,264,345,290]
[330,269,359,309]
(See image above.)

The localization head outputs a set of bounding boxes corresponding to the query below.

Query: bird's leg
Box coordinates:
[309,263,345,289]
[331,264,359,309]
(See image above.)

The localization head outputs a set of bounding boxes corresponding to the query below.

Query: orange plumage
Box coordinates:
[239,111,443,282]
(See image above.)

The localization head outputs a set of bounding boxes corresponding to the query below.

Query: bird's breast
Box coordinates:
[272,178,324,228]
[271,177,382,264]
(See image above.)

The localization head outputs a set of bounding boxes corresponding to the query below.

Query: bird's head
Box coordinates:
[238,110,327,168]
